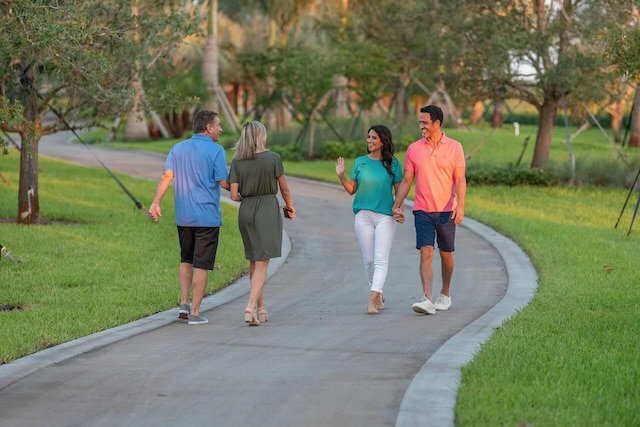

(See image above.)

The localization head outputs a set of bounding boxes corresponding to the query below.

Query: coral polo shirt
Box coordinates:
[404,133,466,212]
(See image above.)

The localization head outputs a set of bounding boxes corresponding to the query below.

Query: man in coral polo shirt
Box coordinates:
[392,105,467,315]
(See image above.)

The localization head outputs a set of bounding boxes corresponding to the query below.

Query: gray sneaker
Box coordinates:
[434,294,451,310]
[188,314,208,325]
[412,298,436,315]
[178,304,191,320]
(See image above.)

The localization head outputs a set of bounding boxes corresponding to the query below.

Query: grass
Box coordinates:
[3,122,640,424]
[0,150,247,362]
[458,186,640,426]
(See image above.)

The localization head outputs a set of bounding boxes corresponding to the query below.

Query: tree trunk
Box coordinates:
[530,100,560,169]
[18,132,40,224]
[629,84,640,148]
[607,100,625,143]
[392,70,410,121]
[18,64,40,224]
[469,100,484,125]
[491,99,505,128]
[308,118,316,159]
[124,75,149,141]
[125,3,149,142]
[333,74,350,118]
[202,34,219,112]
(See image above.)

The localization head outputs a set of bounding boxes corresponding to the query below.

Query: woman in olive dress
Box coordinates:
[229,121,296,326]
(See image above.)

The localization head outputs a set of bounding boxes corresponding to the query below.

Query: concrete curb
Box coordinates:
[0,225,291,391]
[395,216,538,427]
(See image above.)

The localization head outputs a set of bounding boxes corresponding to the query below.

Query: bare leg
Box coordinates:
[253,261,267,309]
[439,250,454,297]
[179,262,193,305]
[419,246,435,301]
[247,259,270,311]
[368,291,380,315]
[191,268,208,316]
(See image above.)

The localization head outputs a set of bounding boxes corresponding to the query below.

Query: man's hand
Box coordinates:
[452,206,464,225]
[149,203,162,222]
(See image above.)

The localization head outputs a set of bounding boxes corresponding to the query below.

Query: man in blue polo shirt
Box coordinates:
[149,110,230,325]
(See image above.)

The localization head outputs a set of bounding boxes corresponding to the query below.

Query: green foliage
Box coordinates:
[331,39,395,110]
[546,155,640,188]
[269,144,302,162]
[603,26,640,82]
[393,134,413,152]
[236,44,335,116]
[318,141,361,160]
[0,1,199,123]
[466,166,554,186]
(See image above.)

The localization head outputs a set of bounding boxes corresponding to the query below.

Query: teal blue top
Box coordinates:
[349,155,403,215]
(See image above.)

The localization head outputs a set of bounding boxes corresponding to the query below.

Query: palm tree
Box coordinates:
[124,1,150,141]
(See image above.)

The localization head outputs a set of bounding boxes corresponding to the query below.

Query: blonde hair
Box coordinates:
[234,121,267,160]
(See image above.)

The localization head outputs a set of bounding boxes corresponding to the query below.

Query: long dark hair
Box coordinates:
[369,124,395,177]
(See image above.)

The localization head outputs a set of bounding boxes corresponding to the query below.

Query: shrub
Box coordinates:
[270,144,303,161]
[466,166,554,186]
[393,134,413,152]
[318,141,362,160]
[545,156,640,188]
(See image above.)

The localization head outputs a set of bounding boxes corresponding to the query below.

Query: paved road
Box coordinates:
[0,131,537,426]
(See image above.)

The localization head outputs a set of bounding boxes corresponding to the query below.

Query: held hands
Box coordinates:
[393,207,405,224]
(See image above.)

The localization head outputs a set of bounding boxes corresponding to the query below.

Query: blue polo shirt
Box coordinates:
[164,134,228,226]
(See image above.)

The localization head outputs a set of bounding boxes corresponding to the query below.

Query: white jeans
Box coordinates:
[354,210,397,293]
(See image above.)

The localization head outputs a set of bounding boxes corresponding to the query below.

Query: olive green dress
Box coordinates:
[229,151,284,260]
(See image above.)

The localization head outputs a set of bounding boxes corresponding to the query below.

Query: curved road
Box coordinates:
[0,130,537,426]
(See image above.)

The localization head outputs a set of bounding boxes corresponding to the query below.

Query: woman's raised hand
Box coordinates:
[335,156,345,176]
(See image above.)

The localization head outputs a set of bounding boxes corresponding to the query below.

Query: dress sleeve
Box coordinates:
[229,158,238,183]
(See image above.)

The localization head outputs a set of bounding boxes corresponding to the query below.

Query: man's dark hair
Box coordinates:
[193,110,219,133]
[419,105,444,126]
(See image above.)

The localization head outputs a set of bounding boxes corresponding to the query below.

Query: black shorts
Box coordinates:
[177,226,220,270]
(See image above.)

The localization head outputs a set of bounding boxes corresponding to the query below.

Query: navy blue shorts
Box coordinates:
[413,211,456,252]
[177,226,220,270]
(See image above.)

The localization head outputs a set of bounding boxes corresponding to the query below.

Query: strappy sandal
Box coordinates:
[244,307,260,326]
[257,306,268,323]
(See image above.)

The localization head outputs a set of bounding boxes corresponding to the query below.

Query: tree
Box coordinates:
[0,0,196,224]
[341,0,448,121]
[603,3,640,148]
[451,0,625,169]
[201,0,220,113]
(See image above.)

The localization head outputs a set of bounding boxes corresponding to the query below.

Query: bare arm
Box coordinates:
[452,167,466,225]
[277,174,296,219]
[229,182,242,202]
[392,168,414,211]
[148,169,174,222]
[335,156,357,195]
[219,179,230,191]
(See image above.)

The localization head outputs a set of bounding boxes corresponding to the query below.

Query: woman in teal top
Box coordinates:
[336,125,403,314]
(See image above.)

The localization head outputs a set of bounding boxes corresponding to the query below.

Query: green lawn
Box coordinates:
[0,151,247,361]
[2,123,640,425]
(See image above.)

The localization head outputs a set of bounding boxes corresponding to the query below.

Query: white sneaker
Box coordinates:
[434,294,451,311]
[412,298,436,315]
